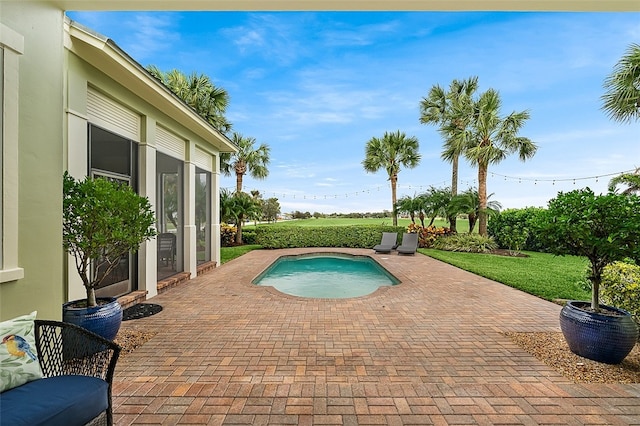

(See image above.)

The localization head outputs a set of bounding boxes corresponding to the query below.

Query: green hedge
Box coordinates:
[254,225,405,249]
[488,207,547,252]
[242,230,257,245]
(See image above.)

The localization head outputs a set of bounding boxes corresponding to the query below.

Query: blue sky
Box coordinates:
[67,11,639,214]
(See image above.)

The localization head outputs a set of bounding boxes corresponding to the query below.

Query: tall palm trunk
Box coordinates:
[235,161,247,193]
[467,213,476,233]
[235,213,244,244]
[391,174,398,226]
[477,163,488,236]
[235,173,243,193]
[448,156,459,233]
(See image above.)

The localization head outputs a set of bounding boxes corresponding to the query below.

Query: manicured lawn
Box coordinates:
[220,245,262,264]
[420,249,590,301]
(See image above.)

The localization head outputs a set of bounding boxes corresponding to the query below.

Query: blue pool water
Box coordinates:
[253,253,400,298]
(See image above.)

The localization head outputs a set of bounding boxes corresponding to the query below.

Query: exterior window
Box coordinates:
[196,168,211,265]
[0,24,24,282]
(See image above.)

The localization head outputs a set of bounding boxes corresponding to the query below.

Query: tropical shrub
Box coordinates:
[498,225,529,255]
[535,188,640,310]
[255,225,404,249]
[488,207,546,251]
[242,230,257,245]
[600,260,640,326]
[406,223,453,248]
[432,234,498,253]
[220,223,236,247]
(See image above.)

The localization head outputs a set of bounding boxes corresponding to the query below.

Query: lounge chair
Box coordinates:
[373,232,398,253]
[396,232,418,255]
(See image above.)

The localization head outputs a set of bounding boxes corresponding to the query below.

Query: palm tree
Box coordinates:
[601,43,640,123]
[449,188,502,233]
[362,130,421,226]
[219,188,236,224]
[420,77,479,233]
[465,89,537,236]
[395,195,422,225]
[229,192,262,244]
[608,168,640,195]
[221,132,270,193]
[420,186,452,227]
[147,66,232,132]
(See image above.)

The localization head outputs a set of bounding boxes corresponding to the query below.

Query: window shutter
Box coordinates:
[193,147,213,171]
[156,125,186,160]
[87,88,140,141]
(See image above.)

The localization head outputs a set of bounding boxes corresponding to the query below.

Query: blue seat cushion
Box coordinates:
[0,375,108,426]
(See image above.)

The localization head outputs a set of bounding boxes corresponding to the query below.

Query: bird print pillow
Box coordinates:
[0,311,43,393]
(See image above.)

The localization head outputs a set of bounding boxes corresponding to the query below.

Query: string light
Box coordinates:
[222,168,634,202]
[488,169,634,184]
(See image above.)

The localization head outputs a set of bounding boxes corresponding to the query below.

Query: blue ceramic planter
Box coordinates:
[560,300,638,365]
[62,297,123,341]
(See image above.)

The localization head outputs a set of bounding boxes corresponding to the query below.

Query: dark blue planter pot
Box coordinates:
[62,297,123,341]
[560,300,638,365]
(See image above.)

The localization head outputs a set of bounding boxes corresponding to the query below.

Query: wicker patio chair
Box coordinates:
[34,320,121,426]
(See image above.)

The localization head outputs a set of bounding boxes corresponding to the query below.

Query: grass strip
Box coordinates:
[419,249,590,301]
[221,245,262,264]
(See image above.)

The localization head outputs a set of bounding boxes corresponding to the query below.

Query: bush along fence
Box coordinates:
[253,225,405,249]
[487,207,547,252]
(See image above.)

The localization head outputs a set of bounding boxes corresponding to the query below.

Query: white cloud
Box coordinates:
[67,12,182,64]
[220,14,308,66]
[320,20,402,47]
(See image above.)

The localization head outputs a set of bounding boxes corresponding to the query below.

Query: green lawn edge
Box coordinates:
[419,248,590,302]
[220,245,262,264]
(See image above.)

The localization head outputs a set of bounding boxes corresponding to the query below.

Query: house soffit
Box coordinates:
[66,20,237,154]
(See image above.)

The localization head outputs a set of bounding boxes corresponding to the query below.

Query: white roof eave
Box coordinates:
[66,20,238,153]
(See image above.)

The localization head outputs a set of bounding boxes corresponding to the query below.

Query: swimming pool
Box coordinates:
[252,253,400,298]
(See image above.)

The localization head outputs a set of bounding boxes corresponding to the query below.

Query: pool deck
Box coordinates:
[113,248,640,425]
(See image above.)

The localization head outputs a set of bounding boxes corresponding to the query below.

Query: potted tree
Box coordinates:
[536,188,640,364]
[62,172,156,340]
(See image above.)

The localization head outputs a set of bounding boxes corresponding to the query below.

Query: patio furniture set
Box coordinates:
[373,231,418,255]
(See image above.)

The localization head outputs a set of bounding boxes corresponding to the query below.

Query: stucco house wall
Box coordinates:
[0,2,66,320]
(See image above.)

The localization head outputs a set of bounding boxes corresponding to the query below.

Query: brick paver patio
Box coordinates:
[113,248,640,425]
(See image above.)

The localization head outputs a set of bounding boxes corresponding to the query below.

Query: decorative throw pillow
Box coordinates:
[0,311,43,393]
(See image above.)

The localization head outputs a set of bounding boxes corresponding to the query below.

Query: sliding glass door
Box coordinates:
[196,168,211,265]
[88,124,138,297]
[156,152,183,280]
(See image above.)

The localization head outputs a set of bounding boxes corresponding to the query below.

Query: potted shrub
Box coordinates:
[62,172,156,340]
[536,188,640,364]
